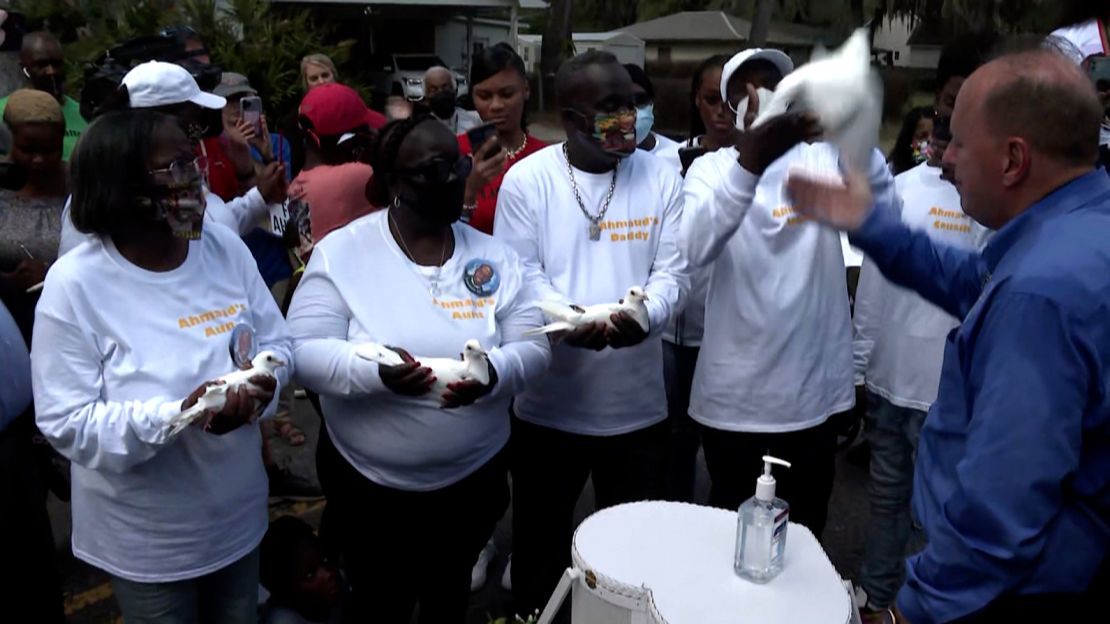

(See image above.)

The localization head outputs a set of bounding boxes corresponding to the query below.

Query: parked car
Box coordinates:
[369,53,468,102]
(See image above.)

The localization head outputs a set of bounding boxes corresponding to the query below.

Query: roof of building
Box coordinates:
[617,10,829,46]
[518,31,644,46]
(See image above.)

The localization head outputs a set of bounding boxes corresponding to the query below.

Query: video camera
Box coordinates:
[80,33,222,120]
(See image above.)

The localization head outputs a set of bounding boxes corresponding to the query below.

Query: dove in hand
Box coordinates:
[355,339,493,406]
[167,351,286,436]
[751,27,881,173]
[525,286,650,337]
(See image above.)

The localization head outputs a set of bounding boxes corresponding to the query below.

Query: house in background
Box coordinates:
[273,0,545,75]
[617,10,830,67]
[436,16,520,70]
[517,31,646,74]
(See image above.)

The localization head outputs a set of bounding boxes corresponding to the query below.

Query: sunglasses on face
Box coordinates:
[394,156,473,185]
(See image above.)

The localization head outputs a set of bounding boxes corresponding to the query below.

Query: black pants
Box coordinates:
[662,342,701,502]
[0,414,64,624]
[510,415,668,615]
[700,419,837,539]
[317,426,508,624]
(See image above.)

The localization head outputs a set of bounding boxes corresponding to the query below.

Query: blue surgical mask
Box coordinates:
[634,104,655,145]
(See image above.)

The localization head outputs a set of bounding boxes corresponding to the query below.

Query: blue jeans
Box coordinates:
[858,392,927,609]
[110,546,260,624]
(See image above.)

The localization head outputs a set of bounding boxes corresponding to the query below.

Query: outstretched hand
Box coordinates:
[785,166,873,232]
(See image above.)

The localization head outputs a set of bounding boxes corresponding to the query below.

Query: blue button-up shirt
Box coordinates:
[852,169,1110,623]
[0,299,31,432]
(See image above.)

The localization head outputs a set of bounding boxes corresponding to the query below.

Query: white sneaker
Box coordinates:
[471,538,496,592]
[501,554,512,591]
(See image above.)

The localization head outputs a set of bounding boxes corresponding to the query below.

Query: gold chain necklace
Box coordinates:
[504,133,530,159]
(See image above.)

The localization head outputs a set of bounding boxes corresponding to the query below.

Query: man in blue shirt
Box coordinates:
[787,48,1110,622]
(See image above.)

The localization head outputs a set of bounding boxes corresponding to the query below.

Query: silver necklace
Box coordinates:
[389,205,449,298]
[563,143,618,241]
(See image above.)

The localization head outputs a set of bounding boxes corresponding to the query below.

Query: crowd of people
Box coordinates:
[0,10,1108,624]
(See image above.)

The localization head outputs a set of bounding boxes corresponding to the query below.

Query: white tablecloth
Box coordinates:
[571,501,852,624]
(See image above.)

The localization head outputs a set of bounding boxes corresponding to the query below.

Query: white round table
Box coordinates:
[565,501,852,624]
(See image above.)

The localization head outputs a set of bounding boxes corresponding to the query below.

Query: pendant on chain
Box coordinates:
[589,221,602,241]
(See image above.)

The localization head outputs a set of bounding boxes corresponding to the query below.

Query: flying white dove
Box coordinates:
[524,286,650,336]
[167,351,286,436]
[355,339,492,404]
[752,27,882,172]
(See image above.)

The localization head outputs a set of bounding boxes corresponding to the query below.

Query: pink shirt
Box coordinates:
[289,163,377,243]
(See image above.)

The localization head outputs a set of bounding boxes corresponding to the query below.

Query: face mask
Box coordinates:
[579,108,638,156]
[140,158,208,239]
[427,91,457,119]
[912,139,929,164]
[395,156,472,226]
[732,87,776,131]
[634,104,655,145]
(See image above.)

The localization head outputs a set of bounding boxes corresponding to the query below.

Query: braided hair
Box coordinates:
[367,114,434,206]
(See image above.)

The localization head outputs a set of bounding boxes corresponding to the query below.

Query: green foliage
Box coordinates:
[9,0,356,124]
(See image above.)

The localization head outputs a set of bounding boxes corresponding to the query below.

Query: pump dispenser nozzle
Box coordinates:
[755,455,791,502]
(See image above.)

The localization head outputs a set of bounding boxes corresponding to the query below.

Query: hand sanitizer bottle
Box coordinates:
[734,455,792,583]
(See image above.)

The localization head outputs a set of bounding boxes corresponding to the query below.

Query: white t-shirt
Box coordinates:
[853,162,990,411]
[58,187,269,257]
[286,211,550,490]
[682,143,895,433]
[495,144,688,436]
[665,136,709,347]
[31,223,292,582]
[649,133,682,173]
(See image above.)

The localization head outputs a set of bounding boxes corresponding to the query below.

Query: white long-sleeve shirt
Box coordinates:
[852,162,991,411]
[494,144,688,436]
[682,143,894,432]
[31,223,292,582]
[287,211,550,490]
[58,187,269,257]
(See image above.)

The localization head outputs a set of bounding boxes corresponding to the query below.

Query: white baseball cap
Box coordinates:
[720,48,795,104]
[122,61,227,110]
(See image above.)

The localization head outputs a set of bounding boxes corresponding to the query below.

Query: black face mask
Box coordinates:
[394,156,472,226]
[399,178,466,226]
[427,91,457,118]
[29,72,64,100]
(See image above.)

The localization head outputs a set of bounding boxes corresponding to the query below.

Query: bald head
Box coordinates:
[423,66,456,95]
[20,31,61,64]
[968,49,1101,166]
[943,48,1102,229]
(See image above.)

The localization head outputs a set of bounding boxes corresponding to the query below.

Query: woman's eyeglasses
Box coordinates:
[148,157,207,188]
[395,156,473,185]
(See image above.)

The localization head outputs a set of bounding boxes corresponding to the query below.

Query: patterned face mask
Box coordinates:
[912,139,929,164]
[140,157,208,240]
[566,107,638,156]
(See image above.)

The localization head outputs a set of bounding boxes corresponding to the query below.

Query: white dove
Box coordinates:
[752,27,882,172]
[524,286,650,336]
[354,339,492,404]
[167,350,286,436]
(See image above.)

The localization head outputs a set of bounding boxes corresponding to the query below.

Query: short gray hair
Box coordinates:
[423,66,456,90]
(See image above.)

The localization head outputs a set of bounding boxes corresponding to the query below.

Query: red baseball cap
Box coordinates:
[298,83,386,136]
